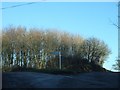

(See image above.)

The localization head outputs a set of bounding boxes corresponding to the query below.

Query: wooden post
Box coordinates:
[59,51,61,70]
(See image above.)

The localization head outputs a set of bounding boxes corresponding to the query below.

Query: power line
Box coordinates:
[1,2,36,10]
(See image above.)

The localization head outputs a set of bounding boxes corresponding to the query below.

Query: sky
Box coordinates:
[1,2,118,71]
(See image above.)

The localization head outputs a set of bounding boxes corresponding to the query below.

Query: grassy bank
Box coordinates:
[3,66,110,75]
[10,67,83,75]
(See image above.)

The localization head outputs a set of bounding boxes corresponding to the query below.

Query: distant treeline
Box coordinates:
[2,26,111,71]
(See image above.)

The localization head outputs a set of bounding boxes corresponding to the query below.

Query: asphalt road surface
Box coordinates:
[2,72,120,88]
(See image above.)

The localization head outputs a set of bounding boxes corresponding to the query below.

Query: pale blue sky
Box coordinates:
[2,2,118,71]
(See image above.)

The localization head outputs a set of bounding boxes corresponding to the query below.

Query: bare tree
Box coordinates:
[113,58,120,72]
[80,37,111,66]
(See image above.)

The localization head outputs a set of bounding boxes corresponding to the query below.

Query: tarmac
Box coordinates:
[2,72,120,88]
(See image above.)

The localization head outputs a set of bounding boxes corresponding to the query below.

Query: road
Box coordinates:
[2,72,120,88]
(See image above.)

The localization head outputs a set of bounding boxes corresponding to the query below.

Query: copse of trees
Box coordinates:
[2,26,111,71]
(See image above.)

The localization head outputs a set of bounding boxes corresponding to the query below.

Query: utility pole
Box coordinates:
[118,1,120,61]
